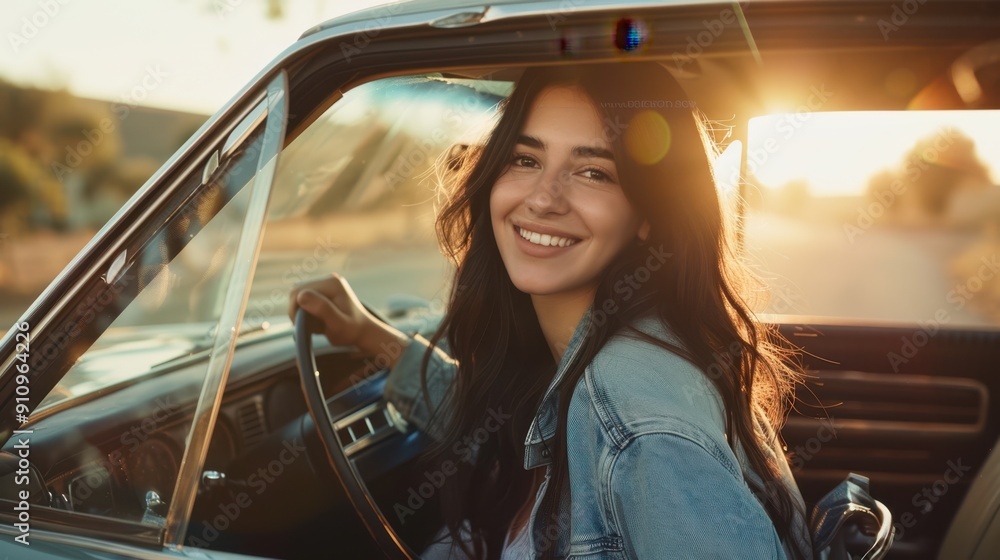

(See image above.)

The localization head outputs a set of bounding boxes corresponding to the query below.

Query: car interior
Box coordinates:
[1,1,999,559]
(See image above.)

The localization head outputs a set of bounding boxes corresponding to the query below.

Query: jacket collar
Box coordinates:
[522,305,592,469]
[522,306,667,469]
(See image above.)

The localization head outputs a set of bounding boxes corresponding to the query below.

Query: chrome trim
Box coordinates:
[429,6,488,28]
[334,401,398,456]
[201,150,220,184]
[163,72,289,547]
[385,400,410,434]
[301,0,718,38]
[105,249,127,285]
[479,0,708,24]
[864,499,895,560]
[222,100,268,156]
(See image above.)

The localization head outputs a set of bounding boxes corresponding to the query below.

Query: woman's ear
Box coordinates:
[638,220,651,242]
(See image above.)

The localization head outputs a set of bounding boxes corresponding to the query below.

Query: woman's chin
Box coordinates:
[508,274,588,298]
[509,276,565,297]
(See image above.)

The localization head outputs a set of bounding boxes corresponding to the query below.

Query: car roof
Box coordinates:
[294,0,999,115]
[302,0,735,38]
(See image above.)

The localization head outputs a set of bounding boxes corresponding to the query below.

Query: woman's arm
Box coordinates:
[608,432,787,559]
[288,274,457,440]
[382,331,458,441]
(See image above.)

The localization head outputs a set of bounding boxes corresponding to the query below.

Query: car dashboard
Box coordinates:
[0,317,435,556]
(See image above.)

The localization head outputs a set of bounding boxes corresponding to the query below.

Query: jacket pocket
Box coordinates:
[566,536,626,559]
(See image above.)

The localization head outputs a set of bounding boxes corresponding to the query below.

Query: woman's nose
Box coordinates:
[524,169,569,215]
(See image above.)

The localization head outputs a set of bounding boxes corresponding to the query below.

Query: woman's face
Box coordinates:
[490,85,648,298]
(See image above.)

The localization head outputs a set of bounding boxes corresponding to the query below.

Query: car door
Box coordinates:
[0,68,289,558]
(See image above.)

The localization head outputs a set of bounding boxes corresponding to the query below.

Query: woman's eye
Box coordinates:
[581,168,614,183]
[512,154,539,168]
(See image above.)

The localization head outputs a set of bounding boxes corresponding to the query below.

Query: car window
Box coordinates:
[10,90,285,530]
[0,86,201,336]
[742,110,1000,328]
[244,75,511,330]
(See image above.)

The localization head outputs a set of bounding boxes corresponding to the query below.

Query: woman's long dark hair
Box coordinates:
[415,61,809,559]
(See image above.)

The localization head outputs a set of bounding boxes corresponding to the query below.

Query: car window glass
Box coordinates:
[742,110,1000,328]
[8,97,280,529]
[244,75,510,332]
[0,86,204,334]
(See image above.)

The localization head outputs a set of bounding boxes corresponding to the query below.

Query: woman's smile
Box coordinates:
[515,225,579,248]
[512,219,582,258]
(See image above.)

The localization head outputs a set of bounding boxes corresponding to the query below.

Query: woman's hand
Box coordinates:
[288,273,410,367]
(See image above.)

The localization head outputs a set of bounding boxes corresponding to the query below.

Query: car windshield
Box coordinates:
[742,110,1000,328]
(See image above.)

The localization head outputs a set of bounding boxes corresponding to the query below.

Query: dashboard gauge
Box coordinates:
[124,436,180,508]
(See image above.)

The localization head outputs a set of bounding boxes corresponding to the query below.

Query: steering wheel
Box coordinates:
[294,309,418,560]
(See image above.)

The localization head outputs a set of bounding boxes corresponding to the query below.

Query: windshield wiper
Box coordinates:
[152,319,276,369]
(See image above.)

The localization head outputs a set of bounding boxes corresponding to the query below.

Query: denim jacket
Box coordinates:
[384,308,814,559]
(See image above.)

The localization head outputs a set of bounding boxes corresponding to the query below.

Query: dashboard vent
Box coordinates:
[334,402,396,456]
[785,370,989,478]
[788,370,987,442]
[235,397,267,447]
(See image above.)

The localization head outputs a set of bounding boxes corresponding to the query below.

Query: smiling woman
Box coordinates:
[291,62,815,560]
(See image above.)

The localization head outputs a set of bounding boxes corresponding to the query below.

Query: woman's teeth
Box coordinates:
[517,226,577,247]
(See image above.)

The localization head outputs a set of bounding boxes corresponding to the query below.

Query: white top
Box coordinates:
[500,522,533,560]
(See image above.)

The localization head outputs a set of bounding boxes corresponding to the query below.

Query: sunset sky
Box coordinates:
[748,110,1000,196]
[1,0,389,114]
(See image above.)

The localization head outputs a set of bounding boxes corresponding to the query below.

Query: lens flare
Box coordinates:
[615,18,643,52]
[624,110,671,165]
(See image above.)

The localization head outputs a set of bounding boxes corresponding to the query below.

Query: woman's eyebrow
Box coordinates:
[516,135,614,161]
[573,145,614,161]
[516,134,545,150]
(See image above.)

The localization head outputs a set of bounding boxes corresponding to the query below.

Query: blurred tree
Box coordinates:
[205,0,285,20]
[0,80,67,234]
[906,130,989,216]
[865,128,992,223]
[267,0,284,19]
[775,179,810,216]
[864,169,896,200]
[0,141,31,228]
